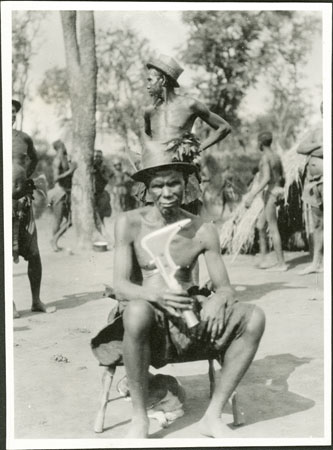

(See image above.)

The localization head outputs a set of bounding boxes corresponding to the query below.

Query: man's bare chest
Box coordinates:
[149,104,195,133]
[134,226,202,271]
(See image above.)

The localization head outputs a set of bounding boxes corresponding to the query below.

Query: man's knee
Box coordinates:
[245,306,265,342]
[123,300,155,338]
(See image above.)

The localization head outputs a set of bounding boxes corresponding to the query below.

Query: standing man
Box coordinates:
[91,143,265,438]
[112,157,130,212]
[245,131,287,271]
[48,140,76,252]
[297,103,323,275]
[93,150,112,230]
[12,99,56,318]
[143,54,231,213]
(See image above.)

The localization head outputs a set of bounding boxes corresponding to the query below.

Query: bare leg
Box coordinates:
[29,253,56,313]
[199,306,265,437]
[51,201,65,251]
[52,216,72,251]
[257,210,269,268]
[265,196,287,270]
[123,300,155,438]
[298,206,323,275]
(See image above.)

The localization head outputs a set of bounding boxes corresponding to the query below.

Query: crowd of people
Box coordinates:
[12,54,324,438]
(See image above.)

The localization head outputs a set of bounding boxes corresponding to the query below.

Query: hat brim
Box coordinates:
[12,100,21,112]
[146,63,180,88]
[131,162,197,183]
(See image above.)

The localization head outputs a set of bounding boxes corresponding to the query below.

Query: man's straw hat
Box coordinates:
[132,141,197,184]
[146,54,184,88]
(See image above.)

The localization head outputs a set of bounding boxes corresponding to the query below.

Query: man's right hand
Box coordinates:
[156,289,194,318]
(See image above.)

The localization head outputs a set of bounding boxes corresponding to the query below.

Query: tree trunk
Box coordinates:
[60,11,97,248]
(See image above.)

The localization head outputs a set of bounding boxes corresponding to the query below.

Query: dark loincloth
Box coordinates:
[13,195,39,261]
[91,287,255,369]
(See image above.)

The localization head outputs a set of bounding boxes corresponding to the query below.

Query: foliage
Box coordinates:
[180,10,321,149]
[180,11,266,128]
[38,67,71,127]
[96,27,154,150]
[252,11,321,148]
[12,11,45,127]
[38,25,154,150]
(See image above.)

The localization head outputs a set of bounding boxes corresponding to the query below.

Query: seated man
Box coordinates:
[92,144,265,438]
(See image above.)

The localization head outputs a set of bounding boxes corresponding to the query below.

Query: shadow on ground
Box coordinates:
[19,290,105,317]
[234,282,304,303]
[151,353,314,438]
[285,254,312,270]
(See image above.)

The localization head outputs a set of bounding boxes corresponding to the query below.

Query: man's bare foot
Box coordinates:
[298,264,323,275]
[13,309,21,319]
[198,415,231,438]
[265,264,288,272]
[126,418,149,438]
[31,301,56,314]
[50,240,62,252]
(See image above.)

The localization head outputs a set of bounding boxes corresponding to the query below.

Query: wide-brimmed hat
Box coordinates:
[132,141,197,183]
[146,54,184,88]
[12,99,21,112]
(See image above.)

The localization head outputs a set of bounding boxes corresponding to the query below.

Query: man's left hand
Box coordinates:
[199,294,229,342]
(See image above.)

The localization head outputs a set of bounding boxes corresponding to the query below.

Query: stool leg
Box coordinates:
[94,365,116,433]
[208,359,215,399]
[229,391,245,426]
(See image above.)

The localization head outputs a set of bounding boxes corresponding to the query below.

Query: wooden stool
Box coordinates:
[94,358,245,433]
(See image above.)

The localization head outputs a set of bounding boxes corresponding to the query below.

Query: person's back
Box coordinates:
[264,148,284,188]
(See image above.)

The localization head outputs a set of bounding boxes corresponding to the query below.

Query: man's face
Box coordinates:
[12,105,17,126]
[94,151,103,165]
[146,69,164,99]
[148,169,185,213]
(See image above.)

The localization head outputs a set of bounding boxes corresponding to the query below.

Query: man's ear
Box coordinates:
[160,74,167,87]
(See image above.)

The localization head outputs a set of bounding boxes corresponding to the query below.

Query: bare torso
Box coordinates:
[129,207,204,290]
[259,149,284,188]
[145,95,197,142]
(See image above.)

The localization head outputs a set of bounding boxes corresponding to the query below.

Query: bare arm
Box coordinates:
[144,107,152,137]
[245,155,270,208]
[193,100,231,151]
[25,135,38,178]
[200,223,236,340]
[203,223,235,299]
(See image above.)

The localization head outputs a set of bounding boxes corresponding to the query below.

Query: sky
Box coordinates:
[14,9,323,152]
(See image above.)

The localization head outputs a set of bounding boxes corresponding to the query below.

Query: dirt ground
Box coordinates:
[12,211,325,441]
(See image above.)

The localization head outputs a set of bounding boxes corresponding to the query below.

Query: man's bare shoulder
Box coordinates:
[115,206,152,232]
[175,94,200,110]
